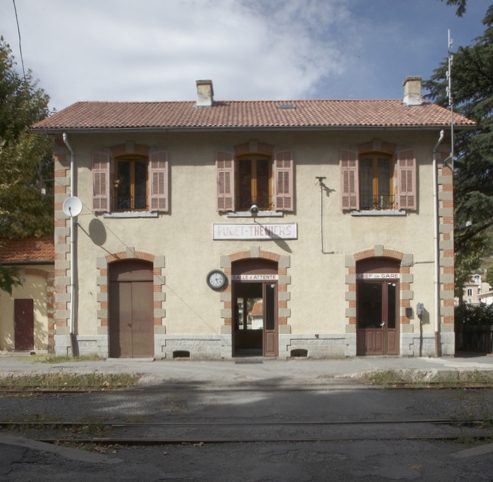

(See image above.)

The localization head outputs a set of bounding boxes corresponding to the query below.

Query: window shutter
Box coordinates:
[340,149,359,210]
[216,151,235,211]
[92,152,111,212]
[273,151,294,211]
[149,151,168,212]
[396,148,416,210]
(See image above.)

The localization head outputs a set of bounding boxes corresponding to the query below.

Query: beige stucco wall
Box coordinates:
[59,129,444,343]
[0,264,53,351]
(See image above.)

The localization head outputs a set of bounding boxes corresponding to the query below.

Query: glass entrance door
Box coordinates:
[233,282,278,357]
[357,281,398,355]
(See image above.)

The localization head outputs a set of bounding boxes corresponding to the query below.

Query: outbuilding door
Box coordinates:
[109,260,154,358]
[14,299,34,351]
[356,258,400,355]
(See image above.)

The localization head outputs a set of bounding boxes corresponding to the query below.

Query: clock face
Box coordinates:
[207,270,227,290]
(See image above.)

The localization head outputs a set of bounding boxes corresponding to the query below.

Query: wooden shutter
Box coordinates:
[92,152,111,212]
[216,151,235,211]
[340,149,359,210]
[149,151,168,212]
[396,148,416,210]
[273,150,294,211]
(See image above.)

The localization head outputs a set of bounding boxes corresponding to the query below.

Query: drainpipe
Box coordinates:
[62,133,76,355]
[433,129,445,357]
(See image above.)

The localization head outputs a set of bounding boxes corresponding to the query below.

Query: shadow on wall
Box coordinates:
[88,218,107,246]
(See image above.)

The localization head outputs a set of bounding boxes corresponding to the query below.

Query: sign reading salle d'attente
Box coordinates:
[213,223,297,240]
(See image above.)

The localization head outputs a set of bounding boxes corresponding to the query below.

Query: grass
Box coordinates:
[0,372,140,390]
[26,354,102,364]
[362,369,493,388]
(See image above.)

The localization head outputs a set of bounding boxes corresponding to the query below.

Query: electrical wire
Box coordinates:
[12,0,26,80]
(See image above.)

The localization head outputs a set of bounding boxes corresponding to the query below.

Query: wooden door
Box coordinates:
[109,260,154,358]
[357,281,399,355]
[262,283,278,357]
[14,299,34,351]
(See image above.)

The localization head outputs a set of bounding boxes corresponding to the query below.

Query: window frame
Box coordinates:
[114,154,149,212]
[216,149,294,213]
[92,149,169,214]
[340,147,416,212]
[236,155,273,211]
[359,153,395,210]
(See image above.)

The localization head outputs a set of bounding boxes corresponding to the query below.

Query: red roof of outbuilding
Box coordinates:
[0,237,54,264]
[32,99,474,132]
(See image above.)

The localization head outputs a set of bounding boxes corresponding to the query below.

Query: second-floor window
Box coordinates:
[237,156,272,210]
[92,149,168,213]
[359,156,393,210]
[216,150,294,213]
[340,148,416,211]
[115,156,148,211]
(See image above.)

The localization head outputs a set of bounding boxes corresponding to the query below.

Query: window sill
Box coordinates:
[351,210,407,217]
[227,211,284,218]
[103,212,159,218]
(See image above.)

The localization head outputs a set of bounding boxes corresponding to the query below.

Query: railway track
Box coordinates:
[1,418,492,445]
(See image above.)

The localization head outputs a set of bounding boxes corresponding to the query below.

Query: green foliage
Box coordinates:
[455,303,493,327]
[0,37,54,239]
[424,7,493,296]
[486,263,493,289]
[0,261,20,294]
[442,0,468,17]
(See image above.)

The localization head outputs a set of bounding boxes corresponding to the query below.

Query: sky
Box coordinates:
[0,0,491,111]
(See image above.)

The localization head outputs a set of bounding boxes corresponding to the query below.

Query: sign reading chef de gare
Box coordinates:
[213,223,297,240]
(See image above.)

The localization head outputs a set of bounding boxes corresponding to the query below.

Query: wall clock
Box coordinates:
[206,270,227,290]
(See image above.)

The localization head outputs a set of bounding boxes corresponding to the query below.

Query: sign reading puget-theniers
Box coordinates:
[213,223,297,240]
[356,273,400,279]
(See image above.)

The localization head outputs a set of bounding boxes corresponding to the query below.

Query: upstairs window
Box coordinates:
[115,156,148,211]
[359,156,394,210]
[237,156,272,210]
[217,150,294,212]
[92,150,168,213]
[340,148,416,211]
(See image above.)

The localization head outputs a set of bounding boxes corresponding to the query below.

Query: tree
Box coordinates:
[486,262,493,289]
[441,0,468,17]
[0,37,54,239]
[424,7,493,299]
[0,261,20,295]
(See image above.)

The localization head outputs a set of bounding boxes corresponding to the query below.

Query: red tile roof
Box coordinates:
[0,237,54,264]
[32,100,474,132]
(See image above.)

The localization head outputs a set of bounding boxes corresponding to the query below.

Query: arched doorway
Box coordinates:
[108,259,154,358]
[356,257,400,355]
[232,258,278,357]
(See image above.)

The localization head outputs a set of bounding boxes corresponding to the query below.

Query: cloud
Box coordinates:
[0,0,488,109]
[1,0,355,109]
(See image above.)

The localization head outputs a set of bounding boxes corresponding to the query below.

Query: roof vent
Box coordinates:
[403,76,422,106]
[278,103,296,109]
[196,80,214,107]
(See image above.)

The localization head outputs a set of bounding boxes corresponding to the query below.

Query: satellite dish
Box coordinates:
[62,196,83,217]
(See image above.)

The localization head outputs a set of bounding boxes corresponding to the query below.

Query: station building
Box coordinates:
[31,77,474,359]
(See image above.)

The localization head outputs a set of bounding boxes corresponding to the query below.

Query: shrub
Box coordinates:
[455,303,493,327]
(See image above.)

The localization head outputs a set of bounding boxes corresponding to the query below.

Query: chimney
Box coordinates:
[403,76,422,106]
[196,80,214,107]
